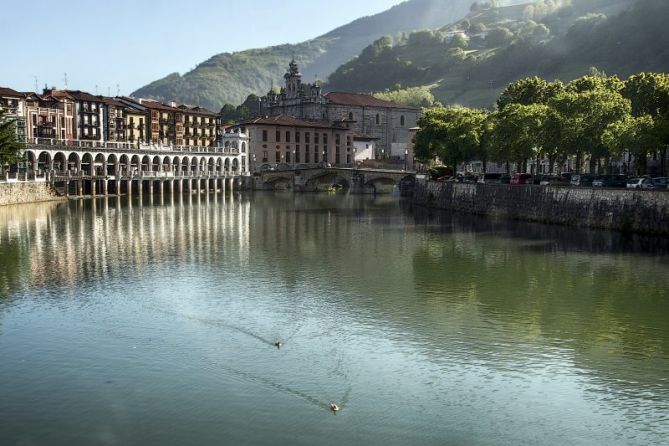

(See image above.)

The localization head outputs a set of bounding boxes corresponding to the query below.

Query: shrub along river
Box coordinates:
[0,192,668,445]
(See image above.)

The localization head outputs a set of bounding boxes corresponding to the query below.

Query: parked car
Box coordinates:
[626,177,655,189]
[592,175,628,188]
[500,174,512,184]
[652,177,669,189]
[539,175,570,186]
[510,173,533,185]
[478,173,503,184]
[570,174,595,187]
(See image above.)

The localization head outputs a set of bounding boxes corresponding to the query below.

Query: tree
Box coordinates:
[497,77,564,110]
[550,86,631,173]
[488,103,550,173]
[622,73,669,174]
[0,109,24,169]
[414,106,487,172]
[602,115,662,175]
[374,86,435,108]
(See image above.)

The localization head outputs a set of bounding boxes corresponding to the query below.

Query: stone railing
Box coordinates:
[26,138,241,155]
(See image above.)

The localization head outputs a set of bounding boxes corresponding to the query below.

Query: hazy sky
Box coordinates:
[0,0,402,95]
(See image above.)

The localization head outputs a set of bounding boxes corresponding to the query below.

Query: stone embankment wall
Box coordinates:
[0,182,64,206]
[414,180,669,235]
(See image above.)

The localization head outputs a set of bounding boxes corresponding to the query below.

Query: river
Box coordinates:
[0,193,668,445]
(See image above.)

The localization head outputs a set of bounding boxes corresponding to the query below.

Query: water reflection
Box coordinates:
[0,193,668,445]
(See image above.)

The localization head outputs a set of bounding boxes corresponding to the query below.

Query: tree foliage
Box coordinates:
[0,109,24,167]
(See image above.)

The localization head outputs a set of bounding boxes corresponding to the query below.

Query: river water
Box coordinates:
[0,193,668,446]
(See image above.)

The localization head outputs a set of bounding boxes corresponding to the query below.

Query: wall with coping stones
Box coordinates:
[414,180,669,235]
[0,182,65,206]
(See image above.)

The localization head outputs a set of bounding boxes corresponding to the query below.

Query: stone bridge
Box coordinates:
[256,167,416,194]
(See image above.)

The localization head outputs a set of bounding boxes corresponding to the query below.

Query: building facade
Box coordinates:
[0,87,27,143]
[238,115,352,170]
[24,90,76,141]
[261,61,420,158]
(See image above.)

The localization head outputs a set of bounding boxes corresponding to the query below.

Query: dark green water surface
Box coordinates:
[0,193,668,445]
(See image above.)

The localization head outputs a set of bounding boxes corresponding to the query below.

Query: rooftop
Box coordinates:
[0,87,25,98]
[324,92,418,110]
[240,114,346,130]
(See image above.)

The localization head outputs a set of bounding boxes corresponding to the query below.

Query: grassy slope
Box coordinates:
[131,0,526,110]
[327,0,653,109]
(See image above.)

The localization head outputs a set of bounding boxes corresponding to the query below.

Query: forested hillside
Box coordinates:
[327,0,668,108]
[131,0,525,110]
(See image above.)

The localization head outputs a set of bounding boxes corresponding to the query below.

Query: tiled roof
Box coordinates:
[240,115,345,130]
[0,87,25,98]
[65,90,105,102]
[324,92,418,110]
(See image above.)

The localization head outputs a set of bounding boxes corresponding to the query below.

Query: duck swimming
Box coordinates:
[329,403,340,413]
[274,341,283,349]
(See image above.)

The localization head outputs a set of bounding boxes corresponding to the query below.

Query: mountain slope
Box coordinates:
[326,0,657,108]
[131,0,525,110]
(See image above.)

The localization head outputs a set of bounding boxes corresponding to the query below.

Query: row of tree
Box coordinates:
[414,72,669,176]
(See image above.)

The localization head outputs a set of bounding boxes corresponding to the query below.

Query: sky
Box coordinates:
[0,0,403,96]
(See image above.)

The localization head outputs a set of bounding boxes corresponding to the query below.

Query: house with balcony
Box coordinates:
[0,87,27,143]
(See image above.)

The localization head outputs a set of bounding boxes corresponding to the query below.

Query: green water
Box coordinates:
[0,193,668,445]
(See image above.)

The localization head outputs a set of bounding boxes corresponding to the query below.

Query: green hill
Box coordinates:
[327,0,665,109]
[131,0,525,110]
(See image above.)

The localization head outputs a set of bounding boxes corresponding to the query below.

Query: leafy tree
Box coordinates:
[414,106,487,172]
[497,77,564,110]
[488,103,550,172]
[485,27,514,47]
[374,86,436,107]
[602,115,662,175]
[550,86,631,173]
[0,109,24,169]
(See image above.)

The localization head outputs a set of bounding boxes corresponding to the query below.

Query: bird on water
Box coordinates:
[330,403,340,413]
[274,341,283,349]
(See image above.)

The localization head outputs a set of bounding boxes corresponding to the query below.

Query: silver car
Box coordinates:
[626,178,655,189]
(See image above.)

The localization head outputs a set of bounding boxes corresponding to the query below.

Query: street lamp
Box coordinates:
[404,148,408,171]
[292,149,296,167]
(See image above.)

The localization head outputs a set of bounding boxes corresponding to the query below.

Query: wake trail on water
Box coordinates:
[97,322,347,413]
[146,304,298,348]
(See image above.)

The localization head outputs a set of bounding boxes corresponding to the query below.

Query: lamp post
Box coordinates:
[404,148,408,171]
[352,147,357,168]
[252,153,256,173]
[292,150,296,167]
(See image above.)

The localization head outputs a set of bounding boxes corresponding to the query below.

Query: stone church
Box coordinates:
[261,61,419,159]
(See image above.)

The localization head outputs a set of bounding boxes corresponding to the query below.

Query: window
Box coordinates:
[286,151,291,163]
[305,150,310,163]
[262,130,268,142]
[286,131,291,142]
[376,114,380,125]
[275,151,281,163]
[323,133,328,145]
[262,151,268,162]
[242,142,246,153]
[276,130,281,142]
[295,131,301,143]
[315,133,319,144]
[305,132,310,143]
[335,134,340,145]
[348,112,354,120]
[400,115,405,126]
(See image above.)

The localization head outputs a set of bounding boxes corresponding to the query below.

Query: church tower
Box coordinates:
[283,60,303,100]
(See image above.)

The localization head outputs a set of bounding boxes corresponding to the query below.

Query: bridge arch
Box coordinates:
[37,151,51,172]
[94,153,106,176]
[107,154,118,176]
[67,152,81,173]
[54,152,67,172]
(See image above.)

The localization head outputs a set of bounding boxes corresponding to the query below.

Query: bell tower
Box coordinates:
[283,60,302,100]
